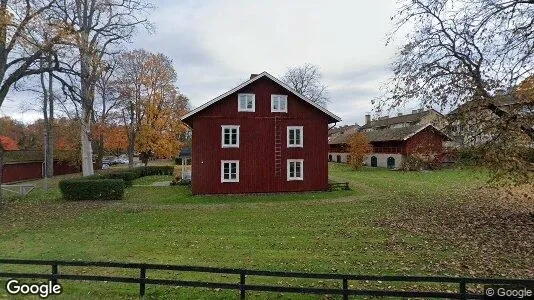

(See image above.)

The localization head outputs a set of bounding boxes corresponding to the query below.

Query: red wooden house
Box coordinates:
[181,72,341,194]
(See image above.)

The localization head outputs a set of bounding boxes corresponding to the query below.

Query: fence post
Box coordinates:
[459,279,467,300]
[139,265,147,298]
[239,272,246,300]
[342,277,348,300]
[51,263,58,285]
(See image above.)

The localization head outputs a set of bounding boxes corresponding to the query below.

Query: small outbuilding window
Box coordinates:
[371,156,378,167]
[287,126,303,147]
[221,125,239,148]
[328,155,332,161]
[238,93,255,112]
[287,159,303,181]
[221,160,239,182]
[271,95,287,112]
[387,157,395,169]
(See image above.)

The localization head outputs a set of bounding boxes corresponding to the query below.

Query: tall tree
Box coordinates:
[0,0,62,107]
[117,50,189,166]
[52,0,151,176]
[93,55,121,169]
[282,63,329,106]
[40,53,55,184]
[116,49,149,167]
[380,0,534,182]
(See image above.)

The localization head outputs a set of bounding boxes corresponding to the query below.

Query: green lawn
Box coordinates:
[1,163,532,299]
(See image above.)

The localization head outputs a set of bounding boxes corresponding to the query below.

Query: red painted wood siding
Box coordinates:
[190,76,331,194]
[2,161,80,183]
[405,127,444,155]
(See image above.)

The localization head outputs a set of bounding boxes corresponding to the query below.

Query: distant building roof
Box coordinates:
[328,125,360,145]
[364,124,451,142]
[360,109,443,130]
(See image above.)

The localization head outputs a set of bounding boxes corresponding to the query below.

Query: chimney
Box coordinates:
[365,114,371,124]
[397,112,403,117]
[250,74,259,79]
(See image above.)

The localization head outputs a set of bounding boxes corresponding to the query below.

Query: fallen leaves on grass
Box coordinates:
[376,184,534,278]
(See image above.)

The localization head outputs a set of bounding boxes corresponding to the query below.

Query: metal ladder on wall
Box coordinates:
[274,116,282,177]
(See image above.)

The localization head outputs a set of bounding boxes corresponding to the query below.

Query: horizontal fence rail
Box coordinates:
[1,259,533,299]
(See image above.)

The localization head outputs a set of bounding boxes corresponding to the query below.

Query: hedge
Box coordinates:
[100,171,138,187]
[59,179,125,201]
[135,166,174,176]
[58,166,175,201]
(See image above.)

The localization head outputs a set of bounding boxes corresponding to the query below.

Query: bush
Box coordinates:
[135,166,174,176]
[59,179,125,201]
[100,171,138,187]
[456,147,486,166]
[400,155,427,171]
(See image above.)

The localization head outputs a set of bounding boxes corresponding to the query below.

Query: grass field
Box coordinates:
[1,163,532,299]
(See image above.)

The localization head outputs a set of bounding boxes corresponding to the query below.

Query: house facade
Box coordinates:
[328,125,360,163]
[363,125,450,169]
[181,72,341,194]
[327,109,450,169]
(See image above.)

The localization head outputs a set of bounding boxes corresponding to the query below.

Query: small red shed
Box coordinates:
[181,72,341,194]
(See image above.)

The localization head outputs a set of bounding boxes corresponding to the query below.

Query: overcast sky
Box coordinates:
[1,0,425,126]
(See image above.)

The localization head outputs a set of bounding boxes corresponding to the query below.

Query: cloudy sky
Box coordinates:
[1,0,423,126]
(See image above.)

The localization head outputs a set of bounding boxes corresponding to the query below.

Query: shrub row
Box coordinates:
[59,179,125,201]
[58,166,175,201]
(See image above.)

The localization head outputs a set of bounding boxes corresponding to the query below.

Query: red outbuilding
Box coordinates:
[181,72,341,194]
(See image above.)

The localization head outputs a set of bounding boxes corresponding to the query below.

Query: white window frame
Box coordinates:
[287,159,304,181]
[221,160,240,183]
[221,125,240,148]
[238,93,255,112]
[287,126,303,148]
[271,94,288,113]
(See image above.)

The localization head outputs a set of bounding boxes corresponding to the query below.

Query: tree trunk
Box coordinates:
[46,54,54,178]
[95,134,104,170]
[80,116,94,176]
[0,146,3,203]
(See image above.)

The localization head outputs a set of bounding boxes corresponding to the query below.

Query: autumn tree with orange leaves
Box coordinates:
[116,50,189,166]
[348,132,372,169]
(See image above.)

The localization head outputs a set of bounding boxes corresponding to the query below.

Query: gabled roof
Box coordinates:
[328,125,360,145]
[180,71,342,123]
[360,109,443,130]
[364,124,451,142]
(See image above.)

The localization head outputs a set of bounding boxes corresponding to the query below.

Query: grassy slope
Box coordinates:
[1,164,531,299]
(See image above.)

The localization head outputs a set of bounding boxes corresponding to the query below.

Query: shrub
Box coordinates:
[400,155,427,171]
[59,179,125,201]
[456,147,486,166]
[100,171,138,187]
[136,166,174,176]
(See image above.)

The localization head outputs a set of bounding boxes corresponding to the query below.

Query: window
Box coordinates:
[287,126,303,147]
[371,156,378,167]
[271,95,287,112]
[336,155,341,163]
[238,94,255,112]
[221,125,239,148]
[221,160,239,182]
[328,155,332,162]
[387,157,396,169]
[287,159,303,181]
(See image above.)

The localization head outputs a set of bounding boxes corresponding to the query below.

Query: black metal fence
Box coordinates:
[1,259,533,299]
